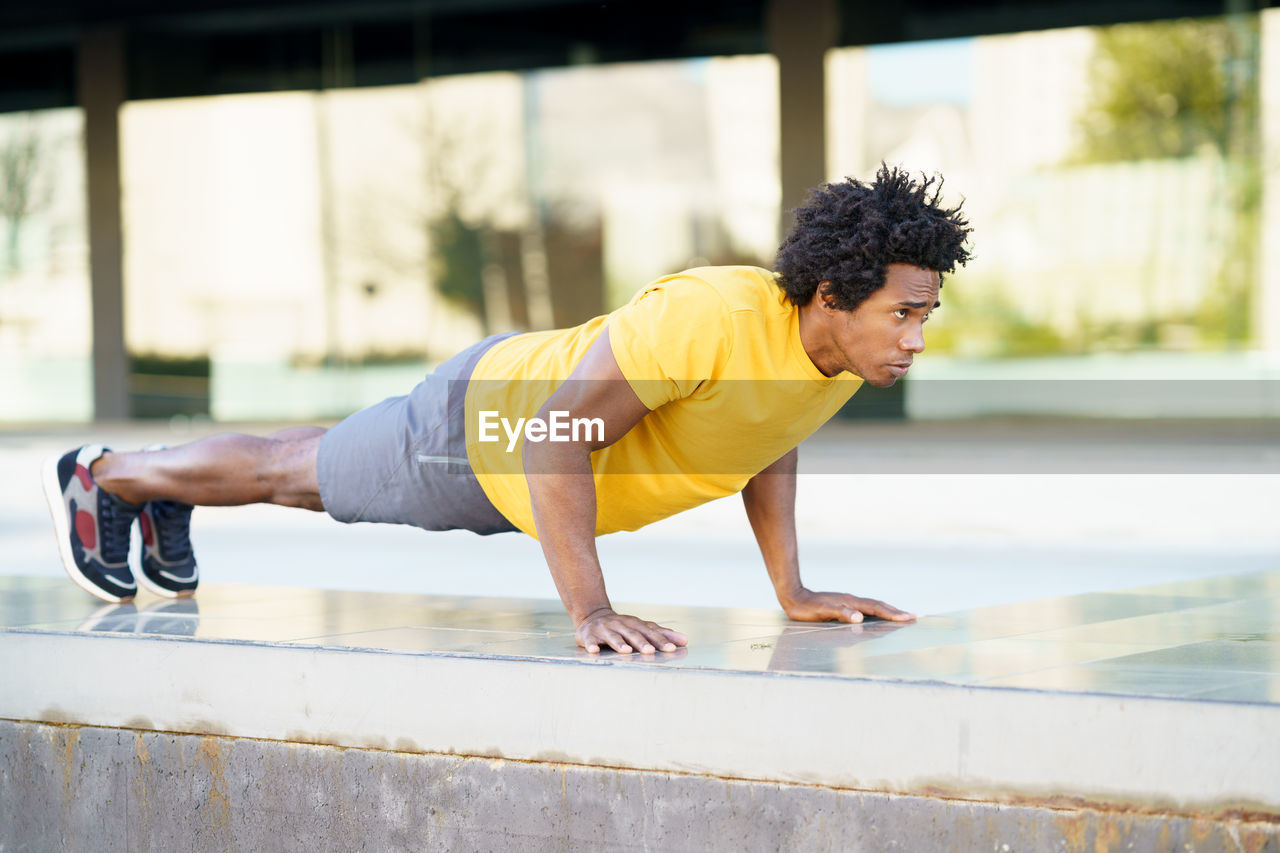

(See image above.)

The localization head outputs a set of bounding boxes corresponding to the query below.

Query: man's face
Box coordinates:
[818,263,941,386]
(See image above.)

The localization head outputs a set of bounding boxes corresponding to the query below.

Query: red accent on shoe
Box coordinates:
[140,510,154,546]
[75,464,93,490]
[75,509,97,549]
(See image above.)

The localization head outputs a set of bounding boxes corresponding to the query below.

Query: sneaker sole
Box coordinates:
[137,567,195,599]
[41,453,134,604]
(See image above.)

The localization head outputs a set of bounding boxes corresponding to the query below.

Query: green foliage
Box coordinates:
[128,354,210,378]
[1073,17,1257,163]
[429,209,486,319]
[1068,15,1260,348]
[927,277,1067,358]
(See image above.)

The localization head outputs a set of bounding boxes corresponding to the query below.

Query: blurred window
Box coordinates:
[828,15,1261,358]
[0,108,91,422]
[118,56,780,421]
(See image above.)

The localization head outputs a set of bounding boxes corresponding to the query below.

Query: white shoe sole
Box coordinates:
[137,564,195,599]
[41,453,134,604]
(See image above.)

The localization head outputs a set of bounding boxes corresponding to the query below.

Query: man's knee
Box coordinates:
[266,433,325,510]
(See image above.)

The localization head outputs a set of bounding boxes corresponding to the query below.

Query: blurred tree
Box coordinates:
[0,115,52,277]
[1073,17,1257,163]
[1072,15,1259,346]
[346,82,526,348]
[429,208,487,321]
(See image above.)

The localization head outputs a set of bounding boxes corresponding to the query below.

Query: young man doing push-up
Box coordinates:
[44,165,972,655]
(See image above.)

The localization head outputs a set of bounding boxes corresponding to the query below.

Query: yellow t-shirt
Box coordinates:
[464,266,862,537]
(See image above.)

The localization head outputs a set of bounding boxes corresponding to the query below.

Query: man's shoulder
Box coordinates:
[681,264,778,298]
[634,265,782,315]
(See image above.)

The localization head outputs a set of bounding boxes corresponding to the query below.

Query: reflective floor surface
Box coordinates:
[4,570,1278,703]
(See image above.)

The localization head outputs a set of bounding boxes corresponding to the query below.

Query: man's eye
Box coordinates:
[894,309,908,319]
[922,313,931,324]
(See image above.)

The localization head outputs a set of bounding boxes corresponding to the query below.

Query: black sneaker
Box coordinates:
[42,445,143,603]
[138,500,199,598]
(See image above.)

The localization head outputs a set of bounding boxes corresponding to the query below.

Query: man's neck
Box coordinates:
[796,298,840,378]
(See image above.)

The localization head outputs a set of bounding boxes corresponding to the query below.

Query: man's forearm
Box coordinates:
[523,440,611,622]
[741,448,805,607]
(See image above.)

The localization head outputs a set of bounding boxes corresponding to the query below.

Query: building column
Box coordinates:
[768,0,838,237]
[78,26,130,420]
[1260,9,1280,356]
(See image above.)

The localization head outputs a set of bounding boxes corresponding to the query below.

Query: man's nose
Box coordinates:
[901,326,925,353]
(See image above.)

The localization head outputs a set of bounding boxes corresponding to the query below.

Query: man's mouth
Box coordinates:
[886,363,911,378]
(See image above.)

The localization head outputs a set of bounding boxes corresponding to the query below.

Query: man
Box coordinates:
[44,165,971,655]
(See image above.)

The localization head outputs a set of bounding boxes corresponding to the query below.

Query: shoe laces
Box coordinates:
[99,495,140,564]
[150,500,194,560]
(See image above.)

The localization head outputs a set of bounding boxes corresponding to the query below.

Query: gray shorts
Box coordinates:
[316,333,520,535]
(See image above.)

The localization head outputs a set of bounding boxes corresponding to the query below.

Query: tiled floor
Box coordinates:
[4,570,1278,702]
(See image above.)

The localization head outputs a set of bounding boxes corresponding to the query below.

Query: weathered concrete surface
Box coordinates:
[2,720,1277,853]
[5,628,1280,820]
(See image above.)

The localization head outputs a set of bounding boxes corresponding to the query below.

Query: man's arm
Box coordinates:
[742,448,916,623]
[523,328,689,655]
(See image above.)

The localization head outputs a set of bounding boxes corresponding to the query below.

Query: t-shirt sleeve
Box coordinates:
[607,276,734,410]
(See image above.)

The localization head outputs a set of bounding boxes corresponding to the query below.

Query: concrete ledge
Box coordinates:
[5,575,1280,849]
[4,719,1278,853]
[2,628,1279,821]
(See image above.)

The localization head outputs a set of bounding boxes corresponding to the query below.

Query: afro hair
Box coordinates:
[774,164,972,311]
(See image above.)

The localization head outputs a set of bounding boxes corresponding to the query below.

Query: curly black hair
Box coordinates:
[774,164,972,310]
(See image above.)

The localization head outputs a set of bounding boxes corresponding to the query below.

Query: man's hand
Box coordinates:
[742,450,918,627]
[576,607,689,655]
[781,588,916,624]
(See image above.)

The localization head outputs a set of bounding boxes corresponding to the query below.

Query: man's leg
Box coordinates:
[45,426,329,603]
[90,426,327,510]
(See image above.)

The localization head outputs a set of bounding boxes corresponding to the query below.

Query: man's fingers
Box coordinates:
[626,620,687,654]
[635,620,683,652]
[787,592,918,624]
[578,615,688,654]
[860,599,917,621]
[605,628,634,654]
[586,625,630,654]
[575,624,601,654]
[658,627,688,648]
[617,624,656,654]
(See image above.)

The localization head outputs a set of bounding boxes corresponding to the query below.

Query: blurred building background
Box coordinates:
[1,0,1278,423]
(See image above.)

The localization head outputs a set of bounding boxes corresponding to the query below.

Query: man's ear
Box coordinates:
[817,281,837,311]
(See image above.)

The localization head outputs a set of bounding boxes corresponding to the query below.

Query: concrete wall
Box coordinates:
[3,719,1277,853]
